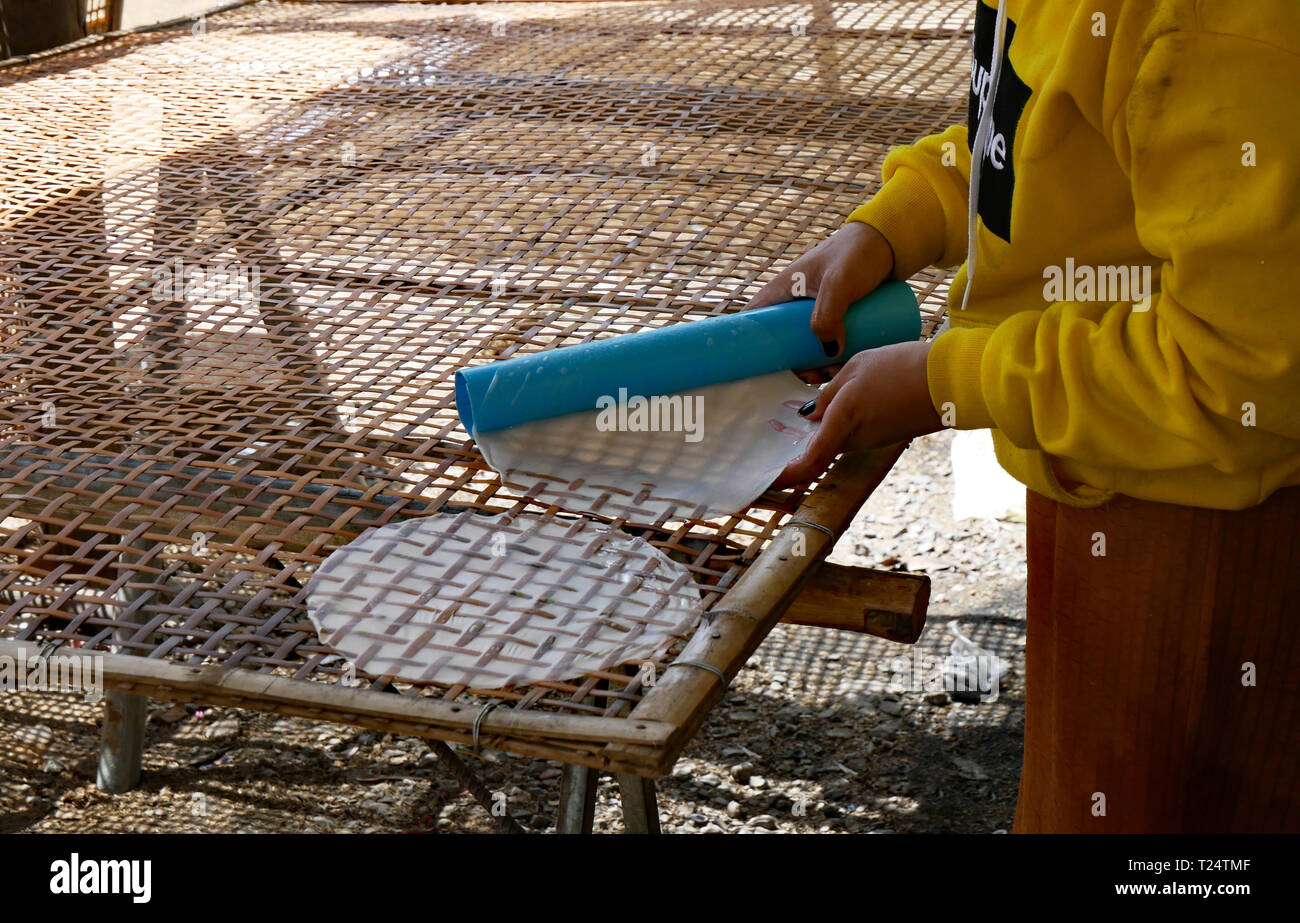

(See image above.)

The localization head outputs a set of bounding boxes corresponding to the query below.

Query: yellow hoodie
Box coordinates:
[849,0,1300,510]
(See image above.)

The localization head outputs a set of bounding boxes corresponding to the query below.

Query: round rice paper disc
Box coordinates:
[305,511,704,689]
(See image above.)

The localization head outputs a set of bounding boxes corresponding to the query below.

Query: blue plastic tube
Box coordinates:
[456,280,920,436]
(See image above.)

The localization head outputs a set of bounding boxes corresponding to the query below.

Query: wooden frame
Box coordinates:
[1,444,916,787]
[0,0,968,831]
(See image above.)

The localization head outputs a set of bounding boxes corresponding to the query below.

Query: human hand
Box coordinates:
[773,340,944,488]
[745,220,895,359]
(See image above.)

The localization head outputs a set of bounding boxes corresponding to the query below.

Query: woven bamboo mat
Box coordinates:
[1,0,969,724]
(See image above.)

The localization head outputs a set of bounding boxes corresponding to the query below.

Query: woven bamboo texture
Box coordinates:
[0,0,970,767]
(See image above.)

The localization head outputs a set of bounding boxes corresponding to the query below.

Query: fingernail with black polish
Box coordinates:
[821,339,839,358]
[798,399,817,417]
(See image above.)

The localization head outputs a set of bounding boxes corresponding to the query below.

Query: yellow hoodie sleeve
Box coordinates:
[845,124,972,279]
[930,28,1300,497]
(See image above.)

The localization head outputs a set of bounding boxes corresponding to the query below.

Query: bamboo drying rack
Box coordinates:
[0,0,971,831]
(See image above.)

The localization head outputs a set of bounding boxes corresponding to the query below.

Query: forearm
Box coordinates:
[846,124,971,279]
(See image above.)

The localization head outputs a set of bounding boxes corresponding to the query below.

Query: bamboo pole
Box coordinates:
[780,562,929,643]
[96,537,161,793]
[0,639,675,749]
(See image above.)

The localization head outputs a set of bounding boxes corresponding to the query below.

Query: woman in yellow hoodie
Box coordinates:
[753,0,1300,833]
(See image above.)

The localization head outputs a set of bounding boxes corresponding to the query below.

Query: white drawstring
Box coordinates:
[959,0,1010,311]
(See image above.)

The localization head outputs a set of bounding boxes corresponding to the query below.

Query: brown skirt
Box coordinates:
[1015,485,1300,833]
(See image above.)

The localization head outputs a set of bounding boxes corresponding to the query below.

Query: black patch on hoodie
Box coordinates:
[968,3,1031,242]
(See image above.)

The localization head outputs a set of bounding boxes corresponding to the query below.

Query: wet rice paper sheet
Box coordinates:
[478,371,820,520]
[305,512,705,688]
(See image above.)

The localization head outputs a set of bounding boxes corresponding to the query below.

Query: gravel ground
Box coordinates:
[0,429,1028,834]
